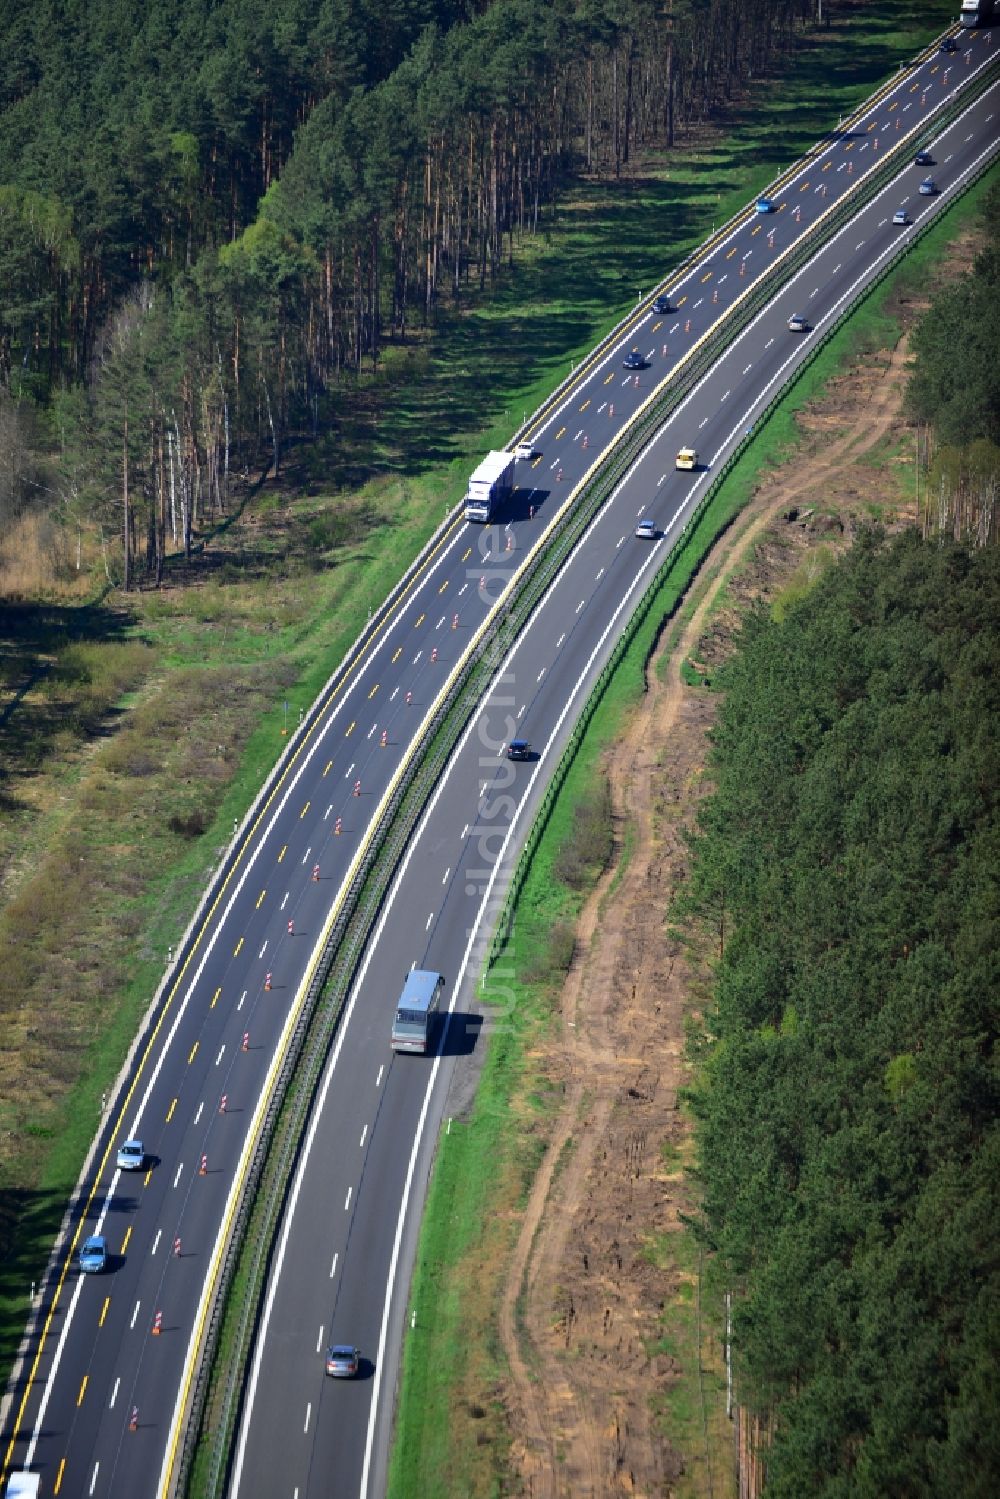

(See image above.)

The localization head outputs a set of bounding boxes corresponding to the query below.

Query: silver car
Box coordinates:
[116,1139,145,1171]
[325,1344,360,1378]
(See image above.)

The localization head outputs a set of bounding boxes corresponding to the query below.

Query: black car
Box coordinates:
[939,36,958,53]
[622,348,647,370]
[914,149,934,167]
[507,739,531,761]
[652,294,673,314]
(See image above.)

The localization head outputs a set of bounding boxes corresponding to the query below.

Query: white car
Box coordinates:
[116,1139,145,1171]
[675,447,698,472]
[787,314,808,333]
[514,440,535,461]
[892,209,910,227]
[635,518,658,540]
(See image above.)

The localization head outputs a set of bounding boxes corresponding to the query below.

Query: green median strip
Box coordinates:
[387,154,999,1499]
[187,91,1000,1499]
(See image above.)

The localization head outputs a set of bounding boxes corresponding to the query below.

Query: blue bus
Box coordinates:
[391,969,445,1054]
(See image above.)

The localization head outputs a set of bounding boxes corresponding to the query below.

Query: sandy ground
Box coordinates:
[497,330,917,1498]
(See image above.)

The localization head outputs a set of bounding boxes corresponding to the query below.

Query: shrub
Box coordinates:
[553,774,613,889]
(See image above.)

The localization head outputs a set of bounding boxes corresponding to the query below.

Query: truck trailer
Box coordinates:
[464,451,516,523]
[960,0,993,24]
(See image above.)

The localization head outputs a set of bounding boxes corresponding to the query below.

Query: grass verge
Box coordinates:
[385,142,996,1499]
[0,0,965,1416]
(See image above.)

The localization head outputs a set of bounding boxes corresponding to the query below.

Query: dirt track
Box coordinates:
[497,332,916,1497]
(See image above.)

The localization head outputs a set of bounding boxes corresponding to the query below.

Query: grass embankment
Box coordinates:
[388,78,993,1499]
[0,0,959,1405]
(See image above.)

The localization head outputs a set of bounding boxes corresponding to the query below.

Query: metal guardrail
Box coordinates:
[507,28,972,453]
[488,113,1000,974]
[180,51,1000,1498]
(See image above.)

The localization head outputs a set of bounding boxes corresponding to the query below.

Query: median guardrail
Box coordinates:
[488,113,1000,973]
[180,52,1000,1498]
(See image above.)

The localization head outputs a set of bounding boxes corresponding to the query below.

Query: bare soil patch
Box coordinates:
[497,331,920,1497]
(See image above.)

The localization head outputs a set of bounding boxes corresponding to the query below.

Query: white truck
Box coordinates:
[961,0,993,24]
[5,1476,40,1498]
[464,451,516,523]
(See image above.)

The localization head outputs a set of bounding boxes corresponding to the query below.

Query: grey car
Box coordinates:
[116,1139,145,1171]
[325,1344,360,1378]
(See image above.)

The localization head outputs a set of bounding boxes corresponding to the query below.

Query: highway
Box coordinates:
[3,22,998,1499]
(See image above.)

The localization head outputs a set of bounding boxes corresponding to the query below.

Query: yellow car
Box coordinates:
[675,447,698,471]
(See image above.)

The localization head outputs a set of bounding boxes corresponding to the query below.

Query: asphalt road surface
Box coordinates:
[2,23,997,1499]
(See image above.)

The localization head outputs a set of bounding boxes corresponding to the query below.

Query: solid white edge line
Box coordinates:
[194,55,1000,1499]
[232,425,668,1496]
[229,90,1000,1496]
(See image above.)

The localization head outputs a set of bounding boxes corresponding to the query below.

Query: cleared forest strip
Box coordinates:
[387,178,990,1498]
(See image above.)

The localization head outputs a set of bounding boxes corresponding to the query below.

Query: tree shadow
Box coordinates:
[0,602,137,816]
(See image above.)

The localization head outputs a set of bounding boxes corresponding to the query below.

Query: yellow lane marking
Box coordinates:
[14,46,937,1492]
[800,181,809,191]
[604,372,614,384]
[166,1098,177,1123]
[579,398,590,411]
[77,1376,87,1407]
[210,987,220,1008]
[414,613,425,628]
[677,294,687,306]
[823,160,832,170]
[121,1226,132,1255]
[368,683,378,699]
[555,426,565,440]
[752,223,761,235]
[700,271,712,283]
[233,937,244,957]
[277,845,286,862]
[300,801,310,818]
[531,455,542,466]
[345,721,355,737]
[99,1297,110,1328]
[461,546,472,561]
[143,1167,153,1187]
[0,497,476,1493]
[323,759,333,775]
[726,246,737,258]
[54,1458,66,1494]
[651,320,662,332]
[438,579,448,593]
[391,647,402,663]
[188,1042,199,1065]
[256,891,266,909]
